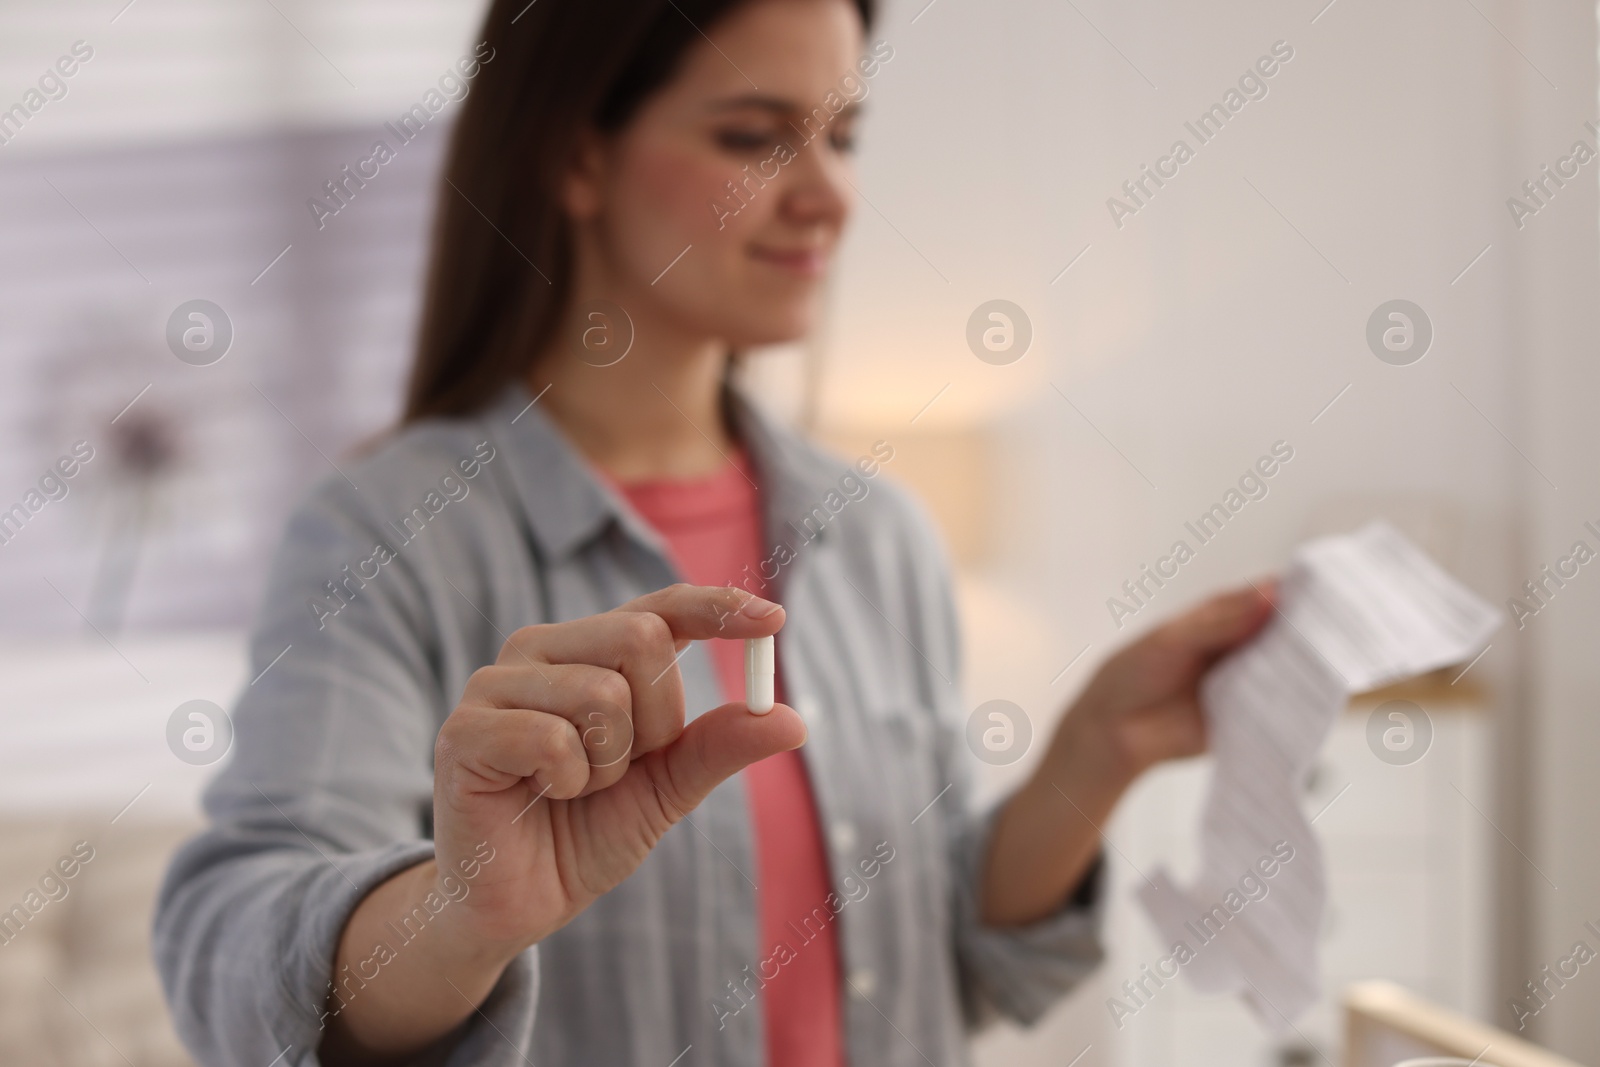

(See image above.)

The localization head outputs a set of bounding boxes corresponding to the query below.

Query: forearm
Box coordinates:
[979,729,1133,926]
[318,859,521,1065]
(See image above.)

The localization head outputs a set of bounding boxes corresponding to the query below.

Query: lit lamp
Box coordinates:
[816,424,994,568]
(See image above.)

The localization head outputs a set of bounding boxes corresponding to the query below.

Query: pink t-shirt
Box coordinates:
[610,451,844,1067]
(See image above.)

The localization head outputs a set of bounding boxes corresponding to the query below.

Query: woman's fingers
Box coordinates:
[615,583,785,642]
[602,587,785,749]
[1163,577,1277,657]
[462,664,635,794]
[499,585,787,757]
[506,612,684,754]
[435,704,592,800]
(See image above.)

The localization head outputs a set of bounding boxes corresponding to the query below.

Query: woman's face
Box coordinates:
[567,0,866,348]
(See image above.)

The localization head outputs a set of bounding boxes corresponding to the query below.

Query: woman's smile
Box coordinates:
[748,241,831,277]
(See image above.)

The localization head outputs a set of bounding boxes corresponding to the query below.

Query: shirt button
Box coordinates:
[848,968,877,999]
[830,822,857,854]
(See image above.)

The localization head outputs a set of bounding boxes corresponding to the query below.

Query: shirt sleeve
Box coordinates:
[886,481,1108,1029]
[948,803,1108,1027]
[152,472,540,1067]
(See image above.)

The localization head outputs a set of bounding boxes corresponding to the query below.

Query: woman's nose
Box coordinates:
[776,134,851,231]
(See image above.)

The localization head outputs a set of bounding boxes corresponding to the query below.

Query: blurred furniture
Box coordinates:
[0,818,203,1067]
[0,633,246,1066]
[1344,980,1583,1067]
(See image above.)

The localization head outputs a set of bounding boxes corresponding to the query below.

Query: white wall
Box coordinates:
[820,0,1599,1063]
[1505,2,1600,1059]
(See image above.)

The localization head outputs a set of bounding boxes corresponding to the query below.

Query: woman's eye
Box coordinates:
[829,128,857,154]
[716,128,778,152]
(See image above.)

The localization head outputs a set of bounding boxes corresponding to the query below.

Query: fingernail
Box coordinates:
[741,595,782,619]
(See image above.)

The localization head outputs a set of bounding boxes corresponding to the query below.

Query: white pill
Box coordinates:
[744,635,775,714]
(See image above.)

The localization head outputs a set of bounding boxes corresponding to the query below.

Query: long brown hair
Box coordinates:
[401,0,876,425]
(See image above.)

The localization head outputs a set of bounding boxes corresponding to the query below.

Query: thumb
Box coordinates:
[652,702,808,814]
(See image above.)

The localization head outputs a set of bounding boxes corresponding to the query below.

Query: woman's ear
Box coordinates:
[561,127,609,221]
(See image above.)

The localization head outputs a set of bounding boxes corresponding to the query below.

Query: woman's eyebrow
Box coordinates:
[706,93,796,115]
[706,93,864,120]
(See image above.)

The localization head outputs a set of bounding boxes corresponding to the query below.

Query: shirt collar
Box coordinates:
[480,378,840,567]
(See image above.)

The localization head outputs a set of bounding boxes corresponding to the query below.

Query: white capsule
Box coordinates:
[744,635,775,714]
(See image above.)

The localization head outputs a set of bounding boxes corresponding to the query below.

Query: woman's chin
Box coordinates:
[718,296,824,349]
[724,319,814,350]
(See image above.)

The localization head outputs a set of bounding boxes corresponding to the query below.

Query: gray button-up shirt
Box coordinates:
[154,380,1105,1067]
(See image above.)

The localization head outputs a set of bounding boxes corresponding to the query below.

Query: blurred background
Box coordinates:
[1,0,1597,1064]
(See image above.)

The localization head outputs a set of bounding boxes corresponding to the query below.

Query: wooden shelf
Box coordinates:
[1345,667,1488,712]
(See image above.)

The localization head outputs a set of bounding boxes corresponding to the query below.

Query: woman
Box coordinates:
[154,0,1274,1064]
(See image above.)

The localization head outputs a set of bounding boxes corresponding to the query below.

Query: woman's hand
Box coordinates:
[320,584,804,1063]
[1051,578,1278,787]
[430,583,803,950]
[981,580,1276,927]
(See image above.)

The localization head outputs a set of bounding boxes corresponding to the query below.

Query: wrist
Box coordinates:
[1048,707,1140,804]
[407,861,528,978]
[321,857,524,1059]
[984,756,1116,926]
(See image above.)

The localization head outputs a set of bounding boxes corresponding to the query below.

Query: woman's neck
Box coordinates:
[530,332,737,482]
